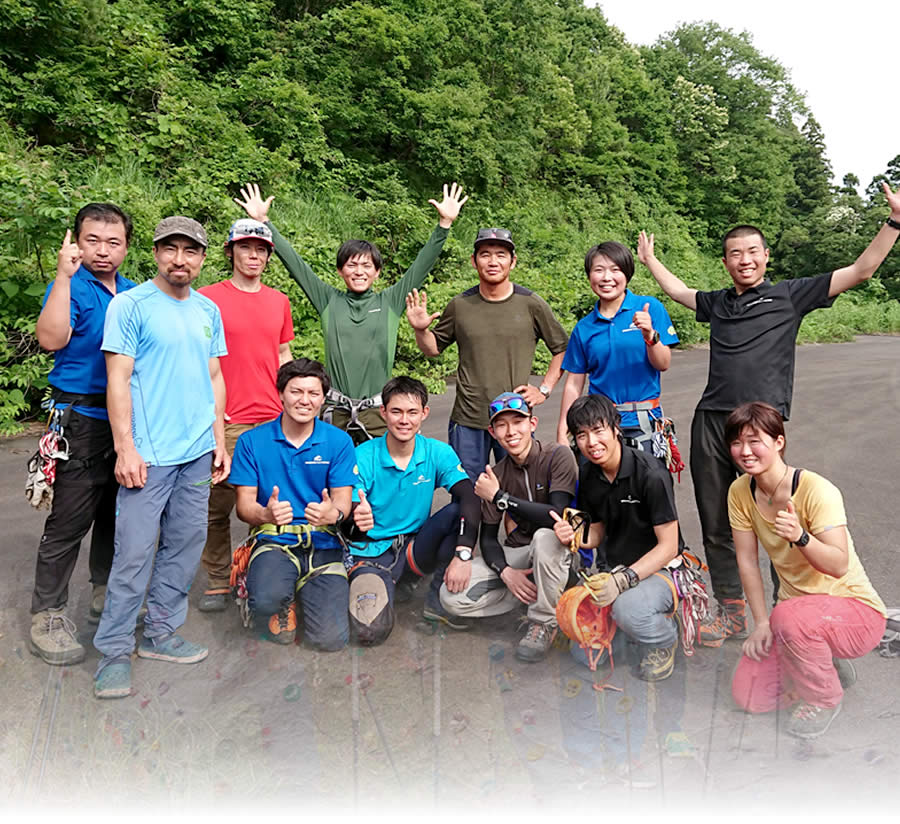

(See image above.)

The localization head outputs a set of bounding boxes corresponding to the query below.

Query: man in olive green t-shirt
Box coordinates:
[235,182,467,444]
[406,227,568,479]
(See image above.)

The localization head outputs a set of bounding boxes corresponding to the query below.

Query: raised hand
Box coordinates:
[499,566,537,604]
[774,499,803,544]
[57,230,83,279]
[305,488,338,526]
[474,464,501,503]
[405,288,440,331]
[429,182,469,228]
[637,231,655,266]
[234,183,274,223]
[354,489,374,532]
[632,302,654,342]
[884,181,900,218]
[265,485,294,526]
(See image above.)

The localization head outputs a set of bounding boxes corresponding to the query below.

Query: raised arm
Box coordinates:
[405,288,442,357]
[637,231,697,311]
[829,182,900,297]
[36,231,82,350]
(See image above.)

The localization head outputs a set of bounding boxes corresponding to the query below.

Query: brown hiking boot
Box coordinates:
[698,598,748,648]
[30,607,86,666]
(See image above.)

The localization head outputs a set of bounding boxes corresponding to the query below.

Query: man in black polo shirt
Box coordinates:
[553,393,681,681]
[442,391,577,662]
[637,182,900,644]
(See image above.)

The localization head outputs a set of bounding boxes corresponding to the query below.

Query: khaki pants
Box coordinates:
[440,528,571,626]
[200,421,264,589]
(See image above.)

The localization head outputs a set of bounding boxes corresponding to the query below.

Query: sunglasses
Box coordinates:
[489,396,531,418]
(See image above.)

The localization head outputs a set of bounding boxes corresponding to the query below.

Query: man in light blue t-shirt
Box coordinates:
[347,376,481,644]
[93,216,229,700]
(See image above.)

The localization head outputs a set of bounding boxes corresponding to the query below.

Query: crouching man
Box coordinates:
[553,394,681,681]
[441,391,578,662]
[230,358,356,649]
[347,376,481,643]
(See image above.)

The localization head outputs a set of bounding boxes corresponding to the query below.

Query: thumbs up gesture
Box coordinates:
[354,489,375,532]
[774,499,803,543]
[550,510,575,546]
[305,488,338,526]
[475,464,501,503]
[633,302,654,341]
[265,485,294,526]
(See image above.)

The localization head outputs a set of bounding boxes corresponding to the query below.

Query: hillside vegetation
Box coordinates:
[1,0,898,431]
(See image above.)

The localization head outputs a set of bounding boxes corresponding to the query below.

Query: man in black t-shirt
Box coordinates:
[553,394,681,681]
[637,184,900,645]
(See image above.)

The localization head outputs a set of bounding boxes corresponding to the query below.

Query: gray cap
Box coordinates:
[153,216,209,248]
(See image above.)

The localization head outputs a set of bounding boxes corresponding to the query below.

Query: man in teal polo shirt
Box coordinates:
[231,358,356,649]
[347,376,481,644]
[30,203,135,666]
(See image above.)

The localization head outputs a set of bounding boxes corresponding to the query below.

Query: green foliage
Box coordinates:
[0,1,897,430]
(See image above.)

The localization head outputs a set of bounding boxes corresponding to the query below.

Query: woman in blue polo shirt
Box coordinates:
[555,241,678,454]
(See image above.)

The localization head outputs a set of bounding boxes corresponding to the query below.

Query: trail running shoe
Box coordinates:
[267,603,297,645]
[94,660,132,699]
[137,633,209,664]
[515,621,558,662]
[787,701,842,739]
[29,607,85,666]
[423,589,471,631]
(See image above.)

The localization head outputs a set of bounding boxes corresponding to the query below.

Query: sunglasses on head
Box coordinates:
[489,396,530,417]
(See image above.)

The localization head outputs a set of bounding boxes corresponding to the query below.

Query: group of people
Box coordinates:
[27,179,900,741]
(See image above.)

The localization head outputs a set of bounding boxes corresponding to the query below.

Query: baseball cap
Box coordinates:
[225,218,274,249]
[489,391,531,423]
[474,227,515,254]
[153,216,209,248]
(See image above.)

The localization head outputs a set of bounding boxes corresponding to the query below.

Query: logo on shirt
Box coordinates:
[620,494,641,505]
[203,325,212,339]
[744,297,773,309]
[304,455,331,465]
[368,308,382,313]
[667,326,675,336]
[536,483,545,491]
[412,474,433,486]
[623,324,641,333]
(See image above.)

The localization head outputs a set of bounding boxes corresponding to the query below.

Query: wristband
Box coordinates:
[645,329,660,346]
[887,217,900,231]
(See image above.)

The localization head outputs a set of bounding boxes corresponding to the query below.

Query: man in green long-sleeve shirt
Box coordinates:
[235,182,467,443]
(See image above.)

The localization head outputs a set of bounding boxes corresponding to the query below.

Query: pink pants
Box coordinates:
[732,595,885,711]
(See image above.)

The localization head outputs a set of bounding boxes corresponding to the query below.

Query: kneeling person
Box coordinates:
[231,359,355,650]
[347,377,480,644]
[444,391,578,663]
[554,394,680,681]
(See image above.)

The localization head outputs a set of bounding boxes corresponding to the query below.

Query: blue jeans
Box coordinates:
[246,542,349,651]
[94,453,211,670]
[448,420,507,481]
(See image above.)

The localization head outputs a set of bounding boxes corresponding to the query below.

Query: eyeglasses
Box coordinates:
[489,396,531,418]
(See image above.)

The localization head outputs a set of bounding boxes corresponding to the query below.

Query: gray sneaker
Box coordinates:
[515,621,558,662]
[30,607,86,666]
[787,701,842,739]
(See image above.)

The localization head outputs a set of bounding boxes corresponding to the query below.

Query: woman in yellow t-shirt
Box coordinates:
[725,402,886,740]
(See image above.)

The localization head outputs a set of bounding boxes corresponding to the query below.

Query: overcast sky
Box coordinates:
[592,0,896,192]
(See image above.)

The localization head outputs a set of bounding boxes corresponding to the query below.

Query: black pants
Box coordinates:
[32,410,118,613]
[689,409,743,602]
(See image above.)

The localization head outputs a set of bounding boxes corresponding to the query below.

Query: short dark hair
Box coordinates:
[584,241,635,283]
[74,203,133,244]
[724,402,786,454]
[566,394,621,437]
[276,358,331,395]
[381,376,428,409]
[722,225,768,256]
[336,239,382,272]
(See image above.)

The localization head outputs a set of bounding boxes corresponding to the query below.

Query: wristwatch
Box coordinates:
[455,548,473,562]
[645,329,660,346]
[539,384,551,398]
[612,564,640,589]
[794,529,810,547]
[886,216,900,231]
[494,491,511,511]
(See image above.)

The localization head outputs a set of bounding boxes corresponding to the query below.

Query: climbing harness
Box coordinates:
[321,389,382,440]
[616,400,684,480]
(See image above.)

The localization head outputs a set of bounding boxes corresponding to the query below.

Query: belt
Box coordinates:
[615,398,660,413]
[250,522,335,548]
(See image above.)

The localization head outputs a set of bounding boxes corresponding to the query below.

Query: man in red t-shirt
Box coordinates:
[197,218,294,611]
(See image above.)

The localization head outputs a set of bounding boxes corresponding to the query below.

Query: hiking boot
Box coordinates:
[423,589,471,631]
[834,657,857,689]
[698,598,748,647]
[634,642,676,682]
[267,604,297,645]
[29,608,85,666]
[787,701,842,739]
[89,584,106,624]
[137,633,209,664]
[515,620,558,662]
[94,660,132,699]
[198,588,230,613]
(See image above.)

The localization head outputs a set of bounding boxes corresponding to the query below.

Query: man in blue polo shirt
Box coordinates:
[346,376,481,644]
[30,203,135,666]
[231,358,356,650]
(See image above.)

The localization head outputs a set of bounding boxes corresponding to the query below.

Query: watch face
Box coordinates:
[456,549,473,561]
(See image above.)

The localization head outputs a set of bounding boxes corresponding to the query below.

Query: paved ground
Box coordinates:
[2,336,899,818]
